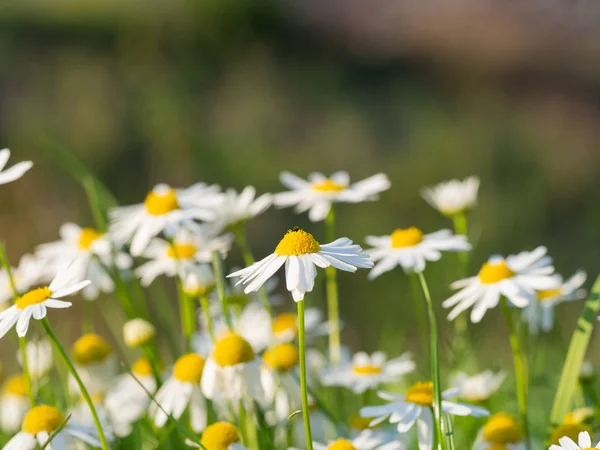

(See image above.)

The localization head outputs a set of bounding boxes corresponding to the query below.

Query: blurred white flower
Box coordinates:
[191,422,249,450]
[261,343,301,424]
[0,375,30,433]
[473,412,527,450]
[210,186,272,231]
[300,429,405,450]
[69,333,118,396]
[421,176,480,217]
[17,338,53,381]
[183,264,215,297]
[0,148,32,185]
[274,171,390,222]
[0,254,40,308]
[450,370,505,403]
[123,318,156,348]
[550,432,600,450]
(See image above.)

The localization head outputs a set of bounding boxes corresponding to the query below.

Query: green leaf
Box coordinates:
[550,274,600,428]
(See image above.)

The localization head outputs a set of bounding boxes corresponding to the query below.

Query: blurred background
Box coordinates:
[1,0,600,384]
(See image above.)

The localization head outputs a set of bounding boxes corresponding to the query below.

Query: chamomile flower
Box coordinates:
[210,186,272,231]
[443,246,560,323]
[421,176,480,217]
[0,261,90,339]
[522,271,587,334]
[360,382,489,448]
[17,339,53,381]
[0,254,40,308]
[450,370,505,403]
[105,358,157,437]
[196,421,249,450]
[473,412,527,450]
[201,333,264,402]
[123,318,156,348]
[70,334,118,396]
[0,148,32,185]
[321,351,415,394]
[365,228,470,278]
[274,171,391,222]
[35,223,131,300]
[109,182,221,256]
[150,353,207,432]
[270,308,332,344]
[68,394,117,440]
[2,404,103,450]
[0,375,30,433]
[228,227,372,301]
[550,423,593,447]
[301,429,404,450]
[136,229,231,286]
[348,416,409,450]
[292,406,334,447]
[550,431,600,450]
[261,343,301,423]
[184,264,215,297]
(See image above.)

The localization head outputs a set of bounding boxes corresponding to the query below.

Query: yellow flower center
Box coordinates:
[352,365,382,375]
[313,179,347,192]
[349,415,372,431]
[167,243,197,259]
[78,228,103,250]
[478,260,515,284]
[263,343,299,372]
[15,287,52,310]
[173,353,206,384]
[22,405,65,435]
[390,227,424,248]
[272,313,297,336]
[405,381,434,406]
[3,375,28,396]
[550,423,591,445]
[327,438,357,450]
[483,413,523,444]
[564,407,595,425]
[274,228,321,256]
[72,334,112,365]
[200,421,241,450]
[144,188,180,216]
[538,288,561,302]
[212,334,255,367]
[132,358,154,377]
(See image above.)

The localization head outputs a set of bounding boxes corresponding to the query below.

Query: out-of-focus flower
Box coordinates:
[550,431,600,450]
[473,412,526,450]
[0,254,40,308]
[450,370,505,403]
[579,361,594,383]
[194,422,249,450]
[274,171,390,222]
[0,375,30,433]
[70,334,118,396]
[183,264,215,297]
[421,176,480,217]
[210,186,272,231]
[0,148,32,185]
[123,318,156,348]
[550,423,593,447]
[261,343,301,424]
[300,429,405,450]
[17,339,53,381]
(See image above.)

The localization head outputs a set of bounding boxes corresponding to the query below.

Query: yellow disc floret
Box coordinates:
[478,260,515,284]
[16,287,52,310]
[390,227,424,248]
[200,421,241,450]
[167,243,197,259]
[131,358,154,377]
[212,334,255,367]
[173,353,206,384]
[263,343,299,372]
[313,179,347,192]
[144,188,180,215]
[78,228,103,250]
[272,313,297,336]
[483,413,523,444]
[22,405,65,435]
[550,422,591,445]
[349,415,372,431]
[3,375,28,396]
[327,438,357,450]
[538,288,561,302]
[274,228,321,256]
[352,365,383,375]
[72,334,112,365]
[405,381,434,406]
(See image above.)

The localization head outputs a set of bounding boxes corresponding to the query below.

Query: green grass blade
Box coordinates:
[550,274,600,427]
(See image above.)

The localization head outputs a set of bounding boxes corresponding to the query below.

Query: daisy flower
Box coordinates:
[151,353,207,433]
[0,254,40,309]
[298,429,404,450]
[270,308,332,344]
[194,421,249,450]
[123,318,156,348]
[17,339,53,381]
[421,176,480,217]
[365,227,470,278]
[135,228,231,287]
[274,171,390,222]
[449,370,505,403]
[360,382,489,448]
[550,431,600,450]
[473,412,527,450]
[443,246,560,323]
[210,186,272,231]
[348,416,409,450]
[228,227,372,301]
[68,395,117,440]
[0,375,30,433]
[321,351,415,394]
[109,182,221,256]
[550,423,593,448]
[0,261,90,339]
[0,148,32,185]
[292,406,334,448]
[201,333,264,402]
[522,271,586,334]
[2,404,103,450]
[69,334,118,396]
[261,343,302,423]
[184,264,215,297]
[36,223,132,300]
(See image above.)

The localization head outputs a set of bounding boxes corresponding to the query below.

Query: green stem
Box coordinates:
[176,278,196,352]
[142,343,163,388]
[238,399,249,445]
[297,299,314,450]
[417,271,446,450]
[41,318,109,450]
[451,213,469,357]
[212,251,234,331]
[501,299,530,450]
[199,294,216,341]
[409,273,428,356]
[324,208,341,365]
[233,226,272,315]
[83,301,94,334]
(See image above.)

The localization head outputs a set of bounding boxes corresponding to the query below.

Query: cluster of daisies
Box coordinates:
[0,148,597,450]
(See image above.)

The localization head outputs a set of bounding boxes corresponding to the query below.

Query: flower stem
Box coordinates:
[324,208,341,366]
[417,271,446,450]
[451,213,469,358]
[212,251,234,331]
[199,293,216,341]
[41,318,110,450]
[501,299,530,450]
[233,225,272,315]
[297,299,314,450]
[176,277,196,352]
[409,272,428,356]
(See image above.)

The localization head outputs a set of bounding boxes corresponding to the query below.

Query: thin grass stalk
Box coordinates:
[417,271,446,450]
[409,272,428,355]
[199,293,216,341]
[451,212,469,357]
[176,277,196,352]
[212,251,234,331]
[324,208,341,365]
[297,299,314,450]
